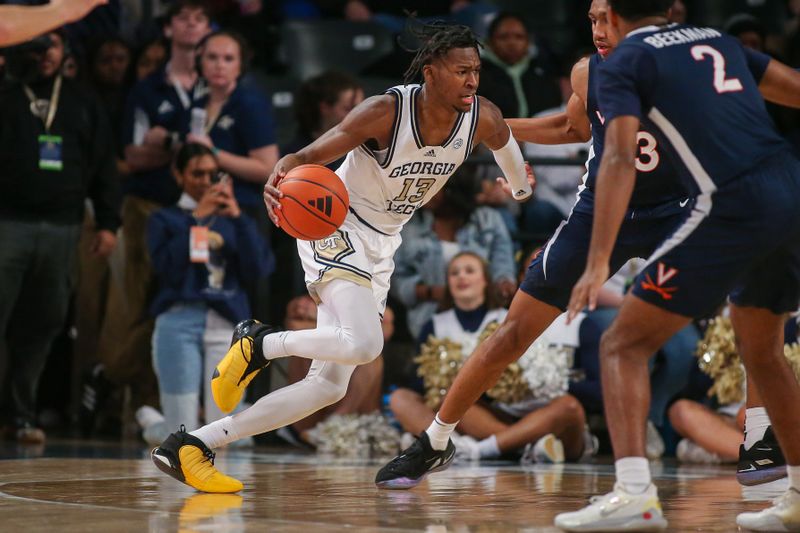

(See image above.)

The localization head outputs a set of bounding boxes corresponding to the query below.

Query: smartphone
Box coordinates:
[210,171,230,185]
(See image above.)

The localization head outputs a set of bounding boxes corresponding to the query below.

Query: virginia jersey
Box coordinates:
[336,84,479,235]
[586,53,685,207]
[599,23,787,196]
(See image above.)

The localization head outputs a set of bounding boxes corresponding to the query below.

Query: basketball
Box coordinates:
[275,164,349,241]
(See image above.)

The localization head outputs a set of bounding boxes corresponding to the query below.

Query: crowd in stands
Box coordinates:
[2,0,800,466]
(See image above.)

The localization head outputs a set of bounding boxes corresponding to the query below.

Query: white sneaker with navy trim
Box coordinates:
[554,483,667,531]
[737,487,800,531]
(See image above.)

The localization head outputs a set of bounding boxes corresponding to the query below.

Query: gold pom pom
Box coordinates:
[415,336,464,408]
[696,318,800,405]
[696,317,743,404]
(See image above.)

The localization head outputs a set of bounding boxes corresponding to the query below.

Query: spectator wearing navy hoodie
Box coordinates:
[142,143,274,444]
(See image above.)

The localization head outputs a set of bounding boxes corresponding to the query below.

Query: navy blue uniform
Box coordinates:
[191,85,277,209]
[599,23,800,316]
[520,52,691,310]
[122,66,198,205]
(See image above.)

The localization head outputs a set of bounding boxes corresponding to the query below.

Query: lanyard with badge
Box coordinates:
[24,75,63,171]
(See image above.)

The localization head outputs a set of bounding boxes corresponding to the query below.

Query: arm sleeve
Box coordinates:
[147,210,193,287]
[597,44,658,122]
[742,45,771,84]
[88,101,121,232]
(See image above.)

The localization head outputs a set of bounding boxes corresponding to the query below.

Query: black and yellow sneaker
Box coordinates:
[211,319,278,414]
[151,427,243,493]
[737,426,787,486]
[375,432,455,489]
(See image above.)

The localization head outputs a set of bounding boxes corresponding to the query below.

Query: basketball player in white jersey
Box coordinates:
[150,21,534,493]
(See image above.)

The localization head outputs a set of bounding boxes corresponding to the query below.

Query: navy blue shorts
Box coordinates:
[519,189,692,311]
[631,151,800,317]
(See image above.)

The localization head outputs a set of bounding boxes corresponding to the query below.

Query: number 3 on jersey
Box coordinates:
[636,131,659,172]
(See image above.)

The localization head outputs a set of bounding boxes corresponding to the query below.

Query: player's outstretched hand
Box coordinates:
[566,262,609,324]
[495,162,536,201]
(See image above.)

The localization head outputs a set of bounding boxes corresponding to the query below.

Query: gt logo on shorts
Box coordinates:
[641,262,679,300]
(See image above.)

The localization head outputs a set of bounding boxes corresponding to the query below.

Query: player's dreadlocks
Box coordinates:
[401,19,482,85]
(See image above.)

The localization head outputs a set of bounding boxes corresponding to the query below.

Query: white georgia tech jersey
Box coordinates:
[335,84,480,235]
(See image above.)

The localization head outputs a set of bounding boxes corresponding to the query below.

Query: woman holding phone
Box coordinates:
[140,143,274,444]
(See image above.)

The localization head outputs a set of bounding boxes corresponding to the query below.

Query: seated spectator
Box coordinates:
[275,295,391,446]
[668,313,800,464]
[281,70,364,170]
[188,30,279,213]
[477,12,563,119]
[392,172,517,339]
[389,252,591,462]
[140,143,274,444]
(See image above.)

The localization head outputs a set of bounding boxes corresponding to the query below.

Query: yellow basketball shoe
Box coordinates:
[211,319,277,413]
[179,493,243,525]
[151,427,243,493]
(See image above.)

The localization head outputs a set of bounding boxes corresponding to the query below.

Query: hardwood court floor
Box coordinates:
[0,441,787,532]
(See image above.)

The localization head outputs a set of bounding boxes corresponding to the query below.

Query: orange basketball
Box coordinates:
[275,164,349,241]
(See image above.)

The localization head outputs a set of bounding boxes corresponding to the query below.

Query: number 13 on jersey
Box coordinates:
[387,177,436,214]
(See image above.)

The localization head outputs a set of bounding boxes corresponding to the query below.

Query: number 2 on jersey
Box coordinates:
[691,45,743,93]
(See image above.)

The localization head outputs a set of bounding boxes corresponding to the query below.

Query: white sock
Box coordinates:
[477,435,501,459]
[788,465,800,492]
[615,456,651,494]
[262,331,289,360]
[426,414,457,451]
[744,407,771,449]
[190,416,239,450]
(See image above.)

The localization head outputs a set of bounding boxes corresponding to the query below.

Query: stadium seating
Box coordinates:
[279,20,396,80]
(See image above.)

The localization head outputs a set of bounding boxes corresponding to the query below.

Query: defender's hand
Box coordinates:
[567,263,609,323]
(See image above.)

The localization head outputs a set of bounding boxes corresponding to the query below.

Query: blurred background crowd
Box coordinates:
[1,0,799,463]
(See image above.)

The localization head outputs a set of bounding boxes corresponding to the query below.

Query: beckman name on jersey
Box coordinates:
[387,161,458,178]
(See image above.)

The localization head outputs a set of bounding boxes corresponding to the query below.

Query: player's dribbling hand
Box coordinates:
[263,157,298,227]
[495,162,536,201]
[566,262,609,324]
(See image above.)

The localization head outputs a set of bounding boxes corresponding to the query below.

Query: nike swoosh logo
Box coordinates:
[425,456,444,469]
[739,465,757,472]
[679,199,689,207]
